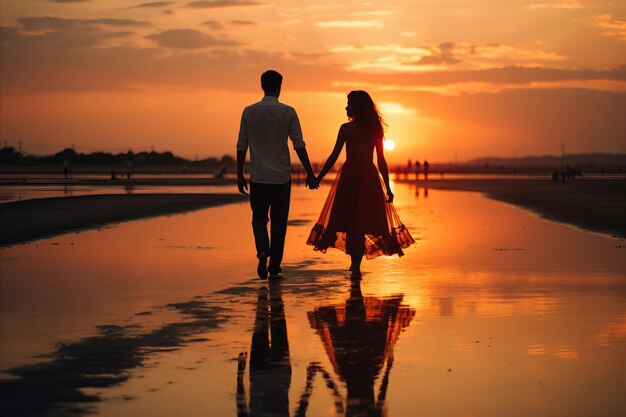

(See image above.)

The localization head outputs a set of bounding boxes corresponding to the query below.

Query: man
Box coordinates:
[236,70,316,280]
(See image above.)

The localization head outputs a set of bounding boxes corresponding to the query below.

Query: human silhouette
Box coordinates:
[414,160,421,181]
[237,284,291,417]
[236,70,317,280]
[423,160,429,181]
[126,151,134,180]
[62,159,70,179]
[405,159,412,180]
[306,91,414,278]
[303,280,416,417]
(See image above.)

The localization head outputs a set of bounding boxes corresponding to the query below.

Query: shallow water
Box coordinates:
[1,183,625,416]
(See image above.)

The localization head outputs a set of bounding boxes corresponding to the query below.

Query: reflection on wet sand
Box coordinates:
[301,280,415,417]
[238,285,291,417]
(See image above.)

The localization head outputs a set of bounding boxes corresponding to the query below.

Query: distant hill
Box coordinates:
[466,153,626,169]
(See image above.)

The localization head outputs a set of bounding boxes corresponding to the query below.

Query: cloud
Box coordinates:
[528,1,591,9]
[185,0,262,8]
[230,20,256,26]
[317,20,384,28]
[146,28,241,48]
[3,22,624,96]
[137,2,173,7]
[203,20,225,30]
[49,0,90,3]
[335,42,567,73]
[203,20,257,30]
[17,16,149,31]
[1,25,134,50]
[414,42,461,66]
[591,14,626,40]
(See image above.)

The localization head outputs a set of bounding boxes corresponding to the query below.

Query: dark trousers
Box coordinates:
[250,181,291,274]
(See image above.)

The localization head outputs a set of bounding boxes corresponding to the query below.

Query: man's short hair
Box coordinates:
[261,70,283,93]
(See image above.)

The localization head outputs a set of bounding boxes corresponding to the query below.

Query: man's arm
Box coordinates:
[237,149,248,194]
[236,110,249,195]
[295,147,316,189]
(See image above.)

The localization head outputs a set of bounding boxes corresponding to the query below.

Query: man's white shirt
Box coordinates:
[237,96,305,184]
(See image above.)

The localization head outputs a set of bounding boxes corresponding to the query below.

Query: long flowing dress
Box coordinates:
[306,123,415,259]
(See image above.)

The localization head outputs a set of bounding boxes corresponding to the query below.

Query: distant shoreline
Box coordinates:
[0,193,247,247]
[401,178,626,239]
[1,178,624,247]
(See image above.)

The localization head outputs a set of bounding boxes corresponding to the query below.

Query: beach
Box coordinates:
[1,183,624,417]
[412,178,626,238]
[2,177,624,248]
[0,193,246,246]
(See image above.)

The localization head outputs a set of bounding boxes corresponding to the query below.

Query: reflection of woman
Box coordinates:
[237,284,291,417]
[305,280,416,416]
[307,91,414,278]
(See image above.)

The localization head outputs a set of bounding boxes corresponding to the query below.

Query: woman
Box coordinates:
[307,91,414,278]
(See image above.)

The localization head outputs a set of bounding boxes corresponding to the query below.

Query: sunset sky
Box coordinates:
[1,0,625,163]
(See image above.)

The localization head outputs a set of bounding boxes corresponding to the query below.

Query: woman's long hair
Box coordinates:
[347,90,386,138]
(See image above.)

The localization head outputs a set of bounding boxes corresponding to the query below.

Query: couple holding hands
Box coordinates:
[237,70,414,280]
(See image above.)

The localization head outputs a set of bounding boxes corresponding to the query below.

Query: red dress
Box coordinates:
[307,124,415,259]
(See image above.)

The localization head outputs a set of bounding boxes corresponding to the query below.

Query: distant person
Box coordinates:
[405,159,412,180]
[63,159,70,179]
[414,160,421,181]
[306,91,415,279]
[237,70,317,280]
[423,160,429,180]
[214,163,227,179]
[126,153,134,180]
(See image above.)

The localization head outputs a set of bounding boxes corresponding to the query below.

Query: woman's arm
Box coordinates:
[316,125,347,183]
[375,136,393,203]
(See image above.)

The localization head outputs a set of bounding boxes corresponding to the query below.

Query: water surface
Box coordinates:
[1,183,624,416]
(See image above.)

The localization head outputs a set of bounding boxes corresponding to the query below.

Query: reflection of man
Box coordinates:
[237,284,291,417]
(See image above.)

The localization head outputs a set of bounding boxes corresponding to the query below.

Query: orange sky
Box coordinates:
[1,0,625,163]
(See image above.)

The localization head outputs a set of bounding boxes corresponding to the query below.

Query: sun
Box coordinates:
[383,138,396,151]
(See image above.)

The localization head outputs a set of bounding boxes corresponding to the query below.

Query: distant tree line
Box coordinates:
[0,146,236,172]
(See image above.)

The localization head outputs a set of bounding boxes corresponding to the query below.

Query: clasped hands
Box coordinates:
[305,173,320,190]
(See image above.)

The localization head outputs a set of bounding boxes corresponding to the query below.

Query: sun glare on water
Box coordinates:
[384,138,396,151]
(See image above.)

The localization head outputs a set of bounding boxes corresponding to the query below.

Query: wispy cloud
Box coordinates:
[335,42,566,73]
[137,2,173,7]
[49,0,90,3]
[185,0,261,8]
[528,1,592,9]
[146,28,241,48]
[591,14,626,40]
[317,20,384,29]
[203,20,256,30]
[17,16,150,31]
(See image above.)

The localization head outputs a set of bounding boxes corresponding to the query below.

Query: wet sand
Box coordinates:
[1,177,624,248]
[0,193,246,247]
[1,185,625,417]
[402,178,626,238]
